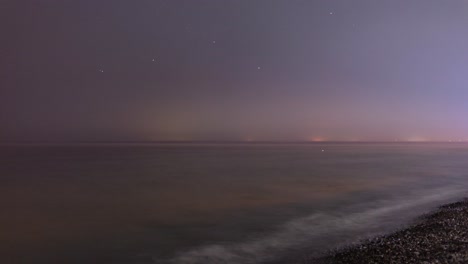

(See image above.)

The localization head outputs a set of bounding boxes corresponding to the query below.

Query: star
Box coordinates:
[152,58,156,62]
[257,66,261,70]
[98,69,104,73]
[212,40,216,44]
[329,12,333,15]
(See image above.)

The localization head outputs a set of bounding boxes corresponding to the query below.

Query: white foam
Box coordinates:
[157,186,465,264]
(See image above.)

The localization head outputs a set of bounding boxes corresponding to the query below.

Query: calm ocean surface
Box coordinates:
[1,143,468,264]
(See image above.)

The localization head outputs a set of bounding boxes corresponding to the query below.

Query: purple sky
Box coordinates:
[2,0,468,142]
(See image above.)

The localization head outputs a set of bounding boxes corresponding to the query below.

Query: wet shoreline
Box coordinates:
[314,199,468,264]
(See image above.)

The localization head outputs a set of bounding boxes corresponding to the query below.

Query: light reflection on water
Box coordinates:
[1,143,468,263]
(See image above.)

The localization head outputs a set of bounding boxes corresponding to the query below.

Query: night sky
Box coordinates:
[2,0,468,142]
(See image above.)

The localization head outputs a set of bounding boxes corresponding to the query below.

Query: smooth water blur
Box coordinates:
[1,143,468,264]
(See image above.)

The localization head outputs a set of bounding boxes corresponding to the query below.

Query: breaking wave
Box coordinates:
[157,186,465,264]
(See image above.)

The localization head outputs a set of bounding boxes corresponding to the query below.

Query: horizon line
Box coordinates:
[1,140,468,145]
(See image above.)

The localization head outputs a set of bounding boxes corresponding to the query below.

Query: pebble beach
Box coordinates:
[318,199,468,264]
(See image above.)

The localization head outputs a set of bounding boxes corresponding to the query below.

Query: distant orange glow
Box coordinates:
[308,136,326,142]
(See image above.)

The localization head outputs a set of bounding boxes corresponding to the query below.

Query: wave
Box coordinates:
[156,186,465,264]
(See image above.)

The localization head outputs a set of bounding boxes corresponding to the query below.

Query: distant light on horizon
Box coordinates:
[308,136,326,142]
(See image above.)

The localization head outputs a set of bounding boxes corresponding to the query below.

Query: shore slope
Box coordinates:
[317,199,468,264]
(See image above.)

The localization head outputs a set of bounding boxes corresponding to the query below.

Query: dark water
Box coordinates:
[1,143,468,264]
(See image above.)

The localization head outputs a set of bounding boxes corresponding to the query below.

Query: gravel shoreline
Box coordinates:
[314,199,468,264]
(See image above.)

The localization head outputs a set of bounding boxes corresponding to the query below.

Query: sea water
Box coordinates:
[1,143,468,263]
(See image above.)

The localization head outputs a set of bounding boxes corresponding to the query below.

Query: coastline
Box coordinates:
[314,199,468,264]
